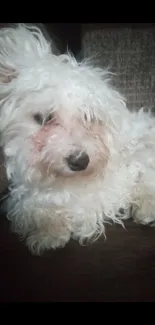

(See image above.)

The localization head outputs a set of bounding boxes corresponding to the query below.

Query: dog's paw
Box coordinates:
[131,204,155,226]
[26,228,70,255]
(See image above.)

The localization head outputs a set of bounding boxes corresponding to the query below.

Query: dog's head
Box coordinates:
[0,24,128,185]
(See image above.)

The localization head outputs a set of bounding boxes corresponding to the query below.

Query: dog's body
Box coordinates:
[0,24,155,255]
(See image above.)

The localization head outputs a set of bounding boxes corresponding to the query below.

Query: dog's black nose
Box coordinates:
[67,152,90,171]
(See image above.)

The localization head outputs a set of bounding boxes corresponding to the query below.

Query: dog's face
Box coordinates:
[30,104,108,179]
[0,24,127,184]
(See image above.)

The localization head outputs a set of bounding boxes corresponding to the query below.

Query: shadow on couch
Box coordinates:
[1,188,155,302]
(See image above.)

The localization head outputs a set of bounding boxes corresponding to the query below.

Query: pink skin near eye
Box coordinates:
[31,115,60,154]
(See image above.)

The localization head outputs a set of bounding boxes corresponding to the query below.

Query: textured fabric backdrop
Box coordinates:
[82,24,155,111]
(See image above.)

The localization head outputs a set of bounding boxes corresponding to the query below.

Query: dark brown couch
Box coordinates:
[1,23,155,302]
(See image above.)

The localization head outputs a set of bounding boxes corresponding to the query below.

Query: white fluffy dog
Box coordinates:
[0,24,155,255]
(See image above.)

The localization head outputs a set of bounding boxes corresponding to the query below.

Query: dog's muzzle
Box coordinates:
[67,152,90,171]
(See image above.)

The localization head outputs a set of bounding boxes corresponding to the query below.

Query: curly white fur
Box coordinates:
[0,24,155,255]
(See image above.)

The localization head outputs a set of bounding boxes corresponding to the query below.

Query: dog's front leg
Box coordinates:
[131,194,155,226]
[7,194,71,255]
[26,211,71,255]
[131,172,155,226]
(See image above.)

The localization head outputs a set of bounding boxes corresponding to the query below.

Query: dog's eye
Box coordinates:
[33,113,43,125]
[33,113,54,126]
[44,113,54,124]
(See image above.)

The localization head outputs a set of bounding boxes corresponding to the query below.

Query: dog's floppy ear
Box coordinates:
[0,24,52,86]
[0,24,22,85]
